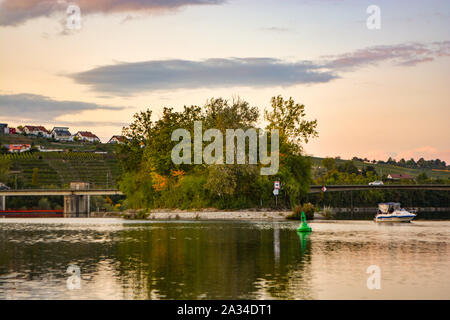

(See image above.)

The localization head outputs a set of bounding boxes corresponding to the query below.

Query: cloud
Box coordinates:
[69,58,338,94]
[66,41,449,94]
[324,41,450,70]
[260,27,294,34]
[0,93,127,122]
[0,0,225,26]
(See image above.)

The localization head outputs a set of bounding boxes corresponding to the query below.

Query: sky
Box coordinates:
[0,0,449,162]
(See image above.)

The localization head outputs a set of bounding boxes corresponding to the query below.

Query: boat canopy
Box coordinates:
[378,202,401,213]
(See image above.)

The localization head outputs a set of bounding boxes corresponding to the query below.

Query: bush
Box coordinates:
[38,197,51,210]
[286,202,315,220]
[322,206,336,220]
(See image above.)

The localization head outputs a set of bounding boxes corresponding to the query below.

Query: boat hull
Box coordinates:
[375,215,416,222]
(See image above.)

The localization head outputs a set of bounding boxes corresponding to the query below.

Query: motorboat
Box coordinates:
[374,202,416,222]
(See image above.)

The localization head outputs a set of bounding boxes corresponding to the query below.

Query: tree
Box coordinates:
[362,165,377,177]
[32,168,39,186]
[337,161,359,175]
[265,95,318,153]
[321,157,336,171]
[417,172,428,183]
[0,157,11,182]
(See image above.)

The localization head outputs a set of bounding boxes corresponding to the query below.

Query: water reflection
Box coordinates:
[0,219,449,299]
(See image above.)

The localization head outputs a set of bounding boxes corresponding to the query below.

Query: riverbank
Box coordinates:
[114,209,291,221]
[91,207,450,220]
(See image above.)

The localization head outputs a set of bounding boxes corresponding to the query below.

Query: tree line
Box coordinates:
[116,96,318,210]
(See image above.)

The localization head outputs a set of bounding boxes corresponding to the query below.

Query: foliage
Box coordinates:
[265,95,318,152]
[322,206,335,220]
[0,157,11,182]
[321,157,336,171]
[286,202,315,220]
[117,96,317,210]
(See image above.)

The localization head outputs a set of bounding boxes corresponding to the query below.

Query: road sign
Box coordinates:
[321,186,327,192]
[274,181,280,189]
[273,189,279,196]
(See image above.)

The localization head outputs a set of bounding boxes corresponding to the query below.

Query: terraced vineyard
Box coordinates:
[2,152,123,189]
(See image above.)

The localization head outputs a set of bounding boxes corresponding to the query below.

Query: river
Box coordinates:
[0,218,449,299]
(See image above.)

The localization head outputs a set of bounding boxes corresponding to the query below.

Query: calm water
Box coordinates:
[0,218,449,300]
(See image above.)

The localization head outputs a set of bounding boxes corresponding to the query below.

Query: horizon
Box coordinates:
[1,0,449,162]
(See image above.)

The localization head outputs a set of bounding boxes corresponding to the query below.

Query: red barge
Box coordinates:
[0,210,64,218]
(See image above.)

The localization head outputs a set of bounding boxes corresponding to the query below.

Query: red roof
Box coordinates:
[24,125,49,133]
[109,135,127,142]
[8,144,31,151]
[77,131,99,139]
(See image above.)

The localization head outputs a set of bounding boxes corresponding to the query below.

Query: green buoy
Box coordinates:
[297,211,312,232]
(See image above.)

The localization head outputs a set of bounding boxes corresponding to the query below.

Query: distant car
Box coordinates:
[0,183,10,190]
[369,181,384,186]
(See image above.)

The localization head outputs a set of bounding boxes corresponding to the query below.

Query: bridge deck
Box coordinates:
[0,189,123,196]
[308,184,450,193]
[0,185,448,196]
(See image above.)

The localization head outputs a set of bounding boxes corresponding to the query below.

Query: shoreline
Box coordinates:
[117,209,292,221]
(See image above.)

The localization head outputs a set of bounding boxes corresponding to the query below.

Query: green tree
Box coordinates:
[337,161,359,174]
[321,157,336,171]
[265,95,318,152]
[417,172,428,183]
[0,157,11,182]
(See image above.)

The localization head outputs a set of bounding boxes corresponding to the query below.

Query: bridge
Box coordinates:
[0,189,123,196]
[1,184,448,217]
[308,184,450,193]
[0,182,123,217]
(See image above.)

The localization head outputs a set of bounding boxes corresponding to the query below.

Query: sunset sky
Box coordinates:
[0,0,449,162]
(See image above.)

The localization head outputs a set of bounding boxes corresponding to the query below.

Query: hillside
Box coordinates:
[1,152,122,189]
[310,156,450,181]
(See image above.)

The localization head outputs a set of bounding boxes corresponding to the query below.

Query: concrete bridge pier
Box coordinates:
[64,182,90,217]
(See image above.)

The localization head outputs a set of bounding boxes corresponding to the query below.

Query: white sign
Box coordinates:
[273,189,279,196]
[274,181,280,189]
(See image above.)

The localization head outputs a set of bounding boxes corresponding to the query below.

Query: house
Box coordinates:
[0,123,8,134]
[387,173,414,181]
[107,135,127,144]
[36,145,64,153]
[51,127,73,141]
[6,144,31,153]
[74,131,100,143]
[8,128,16,134]
[23,125,50,138]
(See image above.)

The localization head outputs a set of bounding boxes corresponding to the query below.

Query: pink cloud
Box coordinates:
[324,42,450,70]
[0,0,225,26]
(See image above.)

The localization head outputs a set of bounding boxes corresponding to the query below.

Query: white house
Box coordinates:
[74,131,100,143]
[51,127,73,141]
[23,125,51,138]
[107,135,127,144]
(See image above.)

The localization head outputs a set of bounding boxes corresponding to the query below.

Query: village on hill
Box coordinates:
[0,123,127,153]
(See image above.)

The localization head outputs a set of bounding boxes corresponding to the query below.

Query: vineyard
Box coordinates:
[2,152,123,189]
